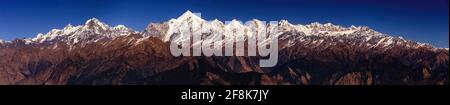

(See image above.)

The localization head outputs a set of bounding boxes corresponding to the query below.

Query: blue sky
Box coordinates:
[0,0,448,47]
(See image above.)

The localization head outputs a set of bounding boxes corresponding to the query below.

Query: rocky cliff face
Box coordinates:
[0,11,448,85]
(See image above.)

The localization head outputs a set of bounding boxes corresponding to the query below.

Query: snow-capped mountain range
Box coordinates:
[23,18,137,45]
[0,11,443,50]
[0,11,448,85]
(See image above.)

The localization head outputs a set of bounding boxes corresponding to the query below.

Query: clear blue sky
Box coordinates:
[0,0,448,47]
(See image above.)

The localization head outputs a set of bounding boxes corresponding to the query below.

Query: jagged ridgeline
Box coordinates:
[0,11,448,85]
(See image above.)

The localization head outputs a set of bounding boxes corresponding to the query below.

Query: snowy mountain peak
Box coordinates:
[324,23,333,26]
[113,25,129,30]
[64,24,74,30]
[36,33,44,38]
[163,11,208,41]
[350,25,358,29]
[85,18,109,30]
[227,19,244,28]
[210,19,223,24]
[248,19,266,28]
[210,19,225,27]
[279,20,293,27]
[0,39,6,44]
[279,20,290,24]
[177,10,203,21]
[85,18,102,25]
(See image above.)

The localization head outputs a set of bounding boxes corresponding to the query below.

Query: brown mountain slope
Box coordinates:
[0,35,448,85]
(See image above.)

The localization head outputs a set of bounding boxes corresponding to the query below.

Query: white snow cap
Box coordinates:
[26,18,136,45]
[177,10,202,20]
[0,39,6,44]
[85,18,104,25]
[14,10,435,50]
